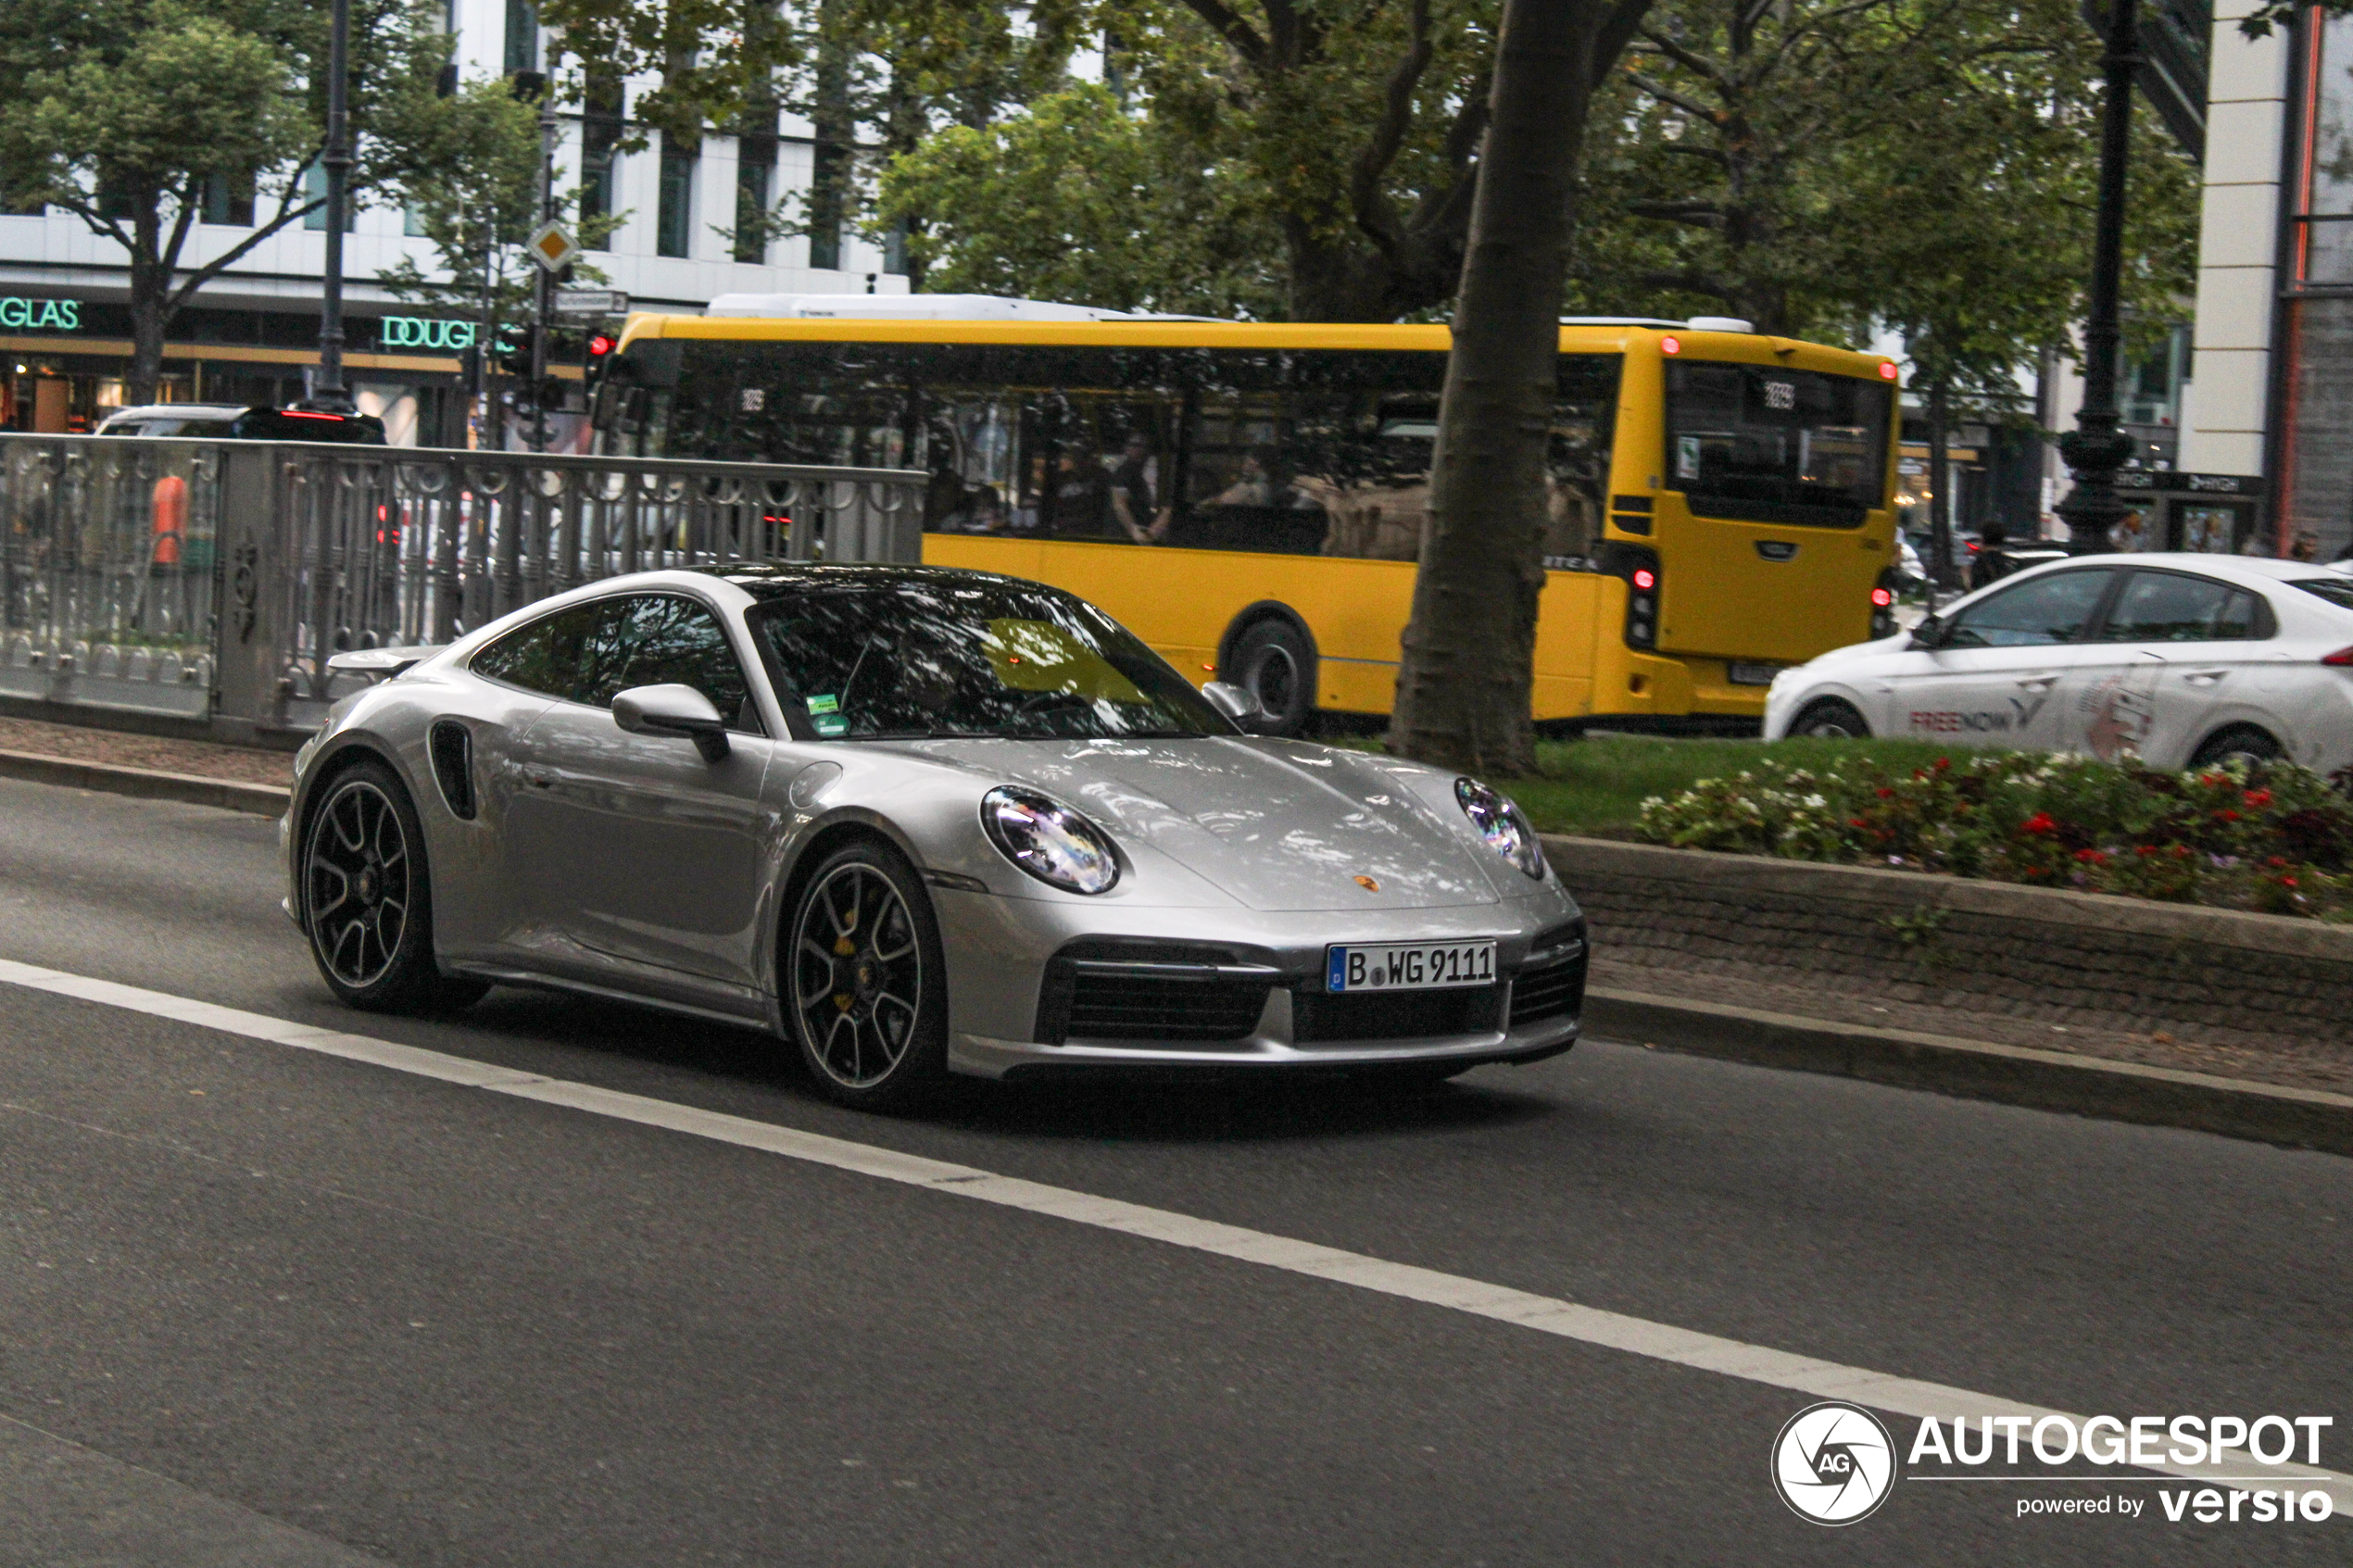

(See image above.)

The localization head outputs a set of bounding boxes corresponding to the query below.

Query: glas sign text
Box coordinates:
[378,317,477,352]
[0,297,80,331]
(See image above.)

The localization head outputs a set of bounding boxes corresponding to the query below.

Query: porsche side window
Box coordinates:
[469,604,599,697]
[1941,570,2113,648]
[601,596,758,730]
[2096,571,2255,643]
[2292,577,2353,611]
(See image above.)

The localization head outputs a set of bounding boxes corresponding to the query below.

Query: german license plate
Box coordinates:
[1326,940,1497,993]
[1728,661,1780,686]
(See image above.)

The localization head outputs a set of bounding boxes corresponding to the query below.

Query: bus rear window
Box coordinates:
[1664,362,1890,527]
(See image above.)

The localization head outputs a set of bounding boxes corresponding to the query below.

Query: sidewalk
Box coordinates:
[0,716,293,788]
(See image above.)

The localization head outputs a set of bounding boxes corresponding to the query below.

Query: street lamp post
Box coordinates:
[2054,0,2141,550]
[310,0,355,413]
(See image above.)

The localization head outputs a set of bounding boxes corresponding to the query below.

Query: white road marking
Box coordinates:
[3,957,2346,1511]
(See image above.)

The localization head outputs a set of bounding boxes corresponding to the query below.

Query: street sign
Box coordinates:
[527,222,579,274]
[554,288,628,319]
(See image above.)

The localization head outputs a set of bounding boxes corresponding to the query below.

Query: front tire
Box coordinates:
[1790,698,1870,740]
[786,840,950,1110]
[2191,725,2283,769]
[301,758,486,1013]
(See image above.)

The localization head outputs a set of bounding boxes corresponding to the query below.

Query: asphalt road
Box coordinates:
[0,774,2347,1566]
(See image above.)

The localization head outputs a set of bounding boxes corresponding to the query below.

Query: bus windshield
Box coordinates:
[1664,361,1891,527]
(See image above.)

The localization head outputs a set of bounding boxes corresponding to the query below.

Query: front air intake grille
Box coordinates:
[428,720,475,820]
[1037,940,1276,1047]
[1510,922,1588,1026]
[1291,985,1503,1044]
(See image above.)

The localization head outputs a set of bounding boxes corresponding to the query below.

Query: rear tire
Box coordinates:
[1227,618,1315,738]
[785,839,950,1112]
[1791,698,1870,740]
[300,758,486,1014]
[2190,725,2283,769]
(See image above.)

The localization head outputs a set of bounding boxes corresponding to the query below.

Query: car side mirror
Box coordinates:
[613,684,730,762]
[1906,615,1943,651]
[1202,681,1263,726]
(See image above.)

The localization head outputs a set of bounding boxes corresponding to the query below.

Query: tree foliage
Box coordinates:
[0,0,461,403]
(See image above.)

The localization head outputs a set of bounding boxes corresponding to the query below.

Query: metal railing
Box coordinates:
[0,433,924,737]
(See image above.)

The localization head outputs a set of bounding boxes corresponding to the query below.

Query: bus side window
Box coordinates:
[1171,383,1329,555]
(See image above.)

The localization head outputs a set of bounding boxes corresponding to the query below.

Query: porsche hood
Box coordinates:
[899,736,1515,911]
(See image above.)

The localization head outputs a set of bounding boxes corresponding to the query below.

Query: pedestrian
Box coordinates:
[2109,509,2148,553]
[1969,520,2017,590]
[2291,530,2321,562]
[1110,431,1168,543]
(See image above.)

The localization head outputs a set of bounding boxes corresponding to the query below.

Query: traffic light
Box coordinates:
[491,322,530,382]
[585,332,623,429]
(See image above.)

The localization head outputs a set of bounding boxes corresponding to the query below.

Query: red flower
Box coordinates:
[2267,856,2291,869]
[2284,876,2301,888]
[2020,811,2057,835]
[1934,758,1951,771]
[2245,789,2272,808]
[2136,845,2160,858]
[1849,817,1869,829]
[2215,809,2240,822]
[2075,848,2108,864]
[2200,773,2223,787]
[1876,787,1895,799]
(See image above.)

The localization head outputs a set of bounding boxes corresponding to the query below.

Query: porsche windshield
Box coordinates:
[748,583,1231,741]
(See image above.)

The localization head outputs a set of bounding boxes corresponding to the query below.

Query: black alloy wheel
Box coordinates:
[1228,618,1315,737]
[1792,698,1870,740]
[301,757,486,1012]
[786,840,950,1110]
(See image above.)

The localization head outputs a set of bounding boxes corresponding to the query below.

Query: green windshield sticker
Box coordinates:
[812,713,848,737]
[806,693,840,715]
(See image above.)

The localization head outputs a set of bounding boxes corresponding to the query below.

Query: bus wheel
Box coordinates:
[1228,619,1315,736]
[1792,698,1869,740]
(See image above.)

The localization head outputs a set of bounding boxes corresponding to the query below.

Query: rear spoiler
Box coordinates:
[325,646,443,682]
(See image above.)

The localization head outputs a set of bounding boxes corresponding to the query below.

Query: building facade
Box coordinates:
[2183,0,2353,558]
[0,0,904,445]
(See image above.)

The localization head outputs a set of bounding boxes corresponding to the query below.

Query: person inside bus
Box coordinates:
[1196,447,1329,553]
[1010,455,1050,533]
[1049,445,1114,537]
[1110,431,1171,543]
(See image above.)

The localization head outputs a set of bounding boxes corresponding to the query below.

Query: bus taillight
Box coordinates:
[1600,543,1663,650]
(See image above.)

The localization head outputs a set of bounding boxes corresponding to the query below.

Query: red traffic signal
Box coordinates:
[588,333,616,358]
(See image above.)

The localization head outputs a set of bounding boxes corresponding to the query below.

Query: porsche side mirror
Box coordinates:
[1906,615,1942,651]
[613,684,730,762]
[1202,681,1263,725]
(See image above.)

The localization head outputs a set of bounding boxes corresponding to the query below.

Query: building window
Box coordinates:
[658,139,696,258]
[504,0,538,75]
[734,130,776,264]
[581,71,623,251]
[302,163,355,232]
[201,170,256,227]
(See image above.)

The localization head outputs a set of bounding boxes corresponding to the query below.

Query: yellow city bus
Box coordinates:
[604,307,1902,734]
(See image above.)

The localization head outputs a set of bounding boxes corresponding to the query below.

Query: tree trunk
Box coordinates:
[126,211,167,406]
[1387,0,1606,775]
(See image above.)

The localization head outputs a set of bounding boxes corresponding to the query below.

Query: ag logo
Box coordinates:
[1771,1401,1896,1524]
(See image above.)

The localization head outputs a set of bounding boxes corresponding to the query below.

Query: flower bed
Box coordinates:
[1634,751,2353,919]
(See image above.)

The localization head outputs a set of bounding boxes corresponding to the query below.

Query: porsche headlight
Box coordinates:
[1455,776,1545,880]
[982,786,1121,895]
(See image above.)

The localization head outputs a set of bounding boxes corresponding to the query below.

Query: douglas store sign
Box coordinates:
[0,297,81,331]
[378,316,477,352]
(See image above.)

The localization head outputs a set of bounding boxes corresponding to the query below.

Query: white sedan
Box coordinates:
[1764,553,2353,771]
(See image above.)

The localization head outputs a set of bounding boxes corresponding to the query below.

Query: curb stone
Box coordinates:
[1586,985,2353,1157]
[0,749,288,818]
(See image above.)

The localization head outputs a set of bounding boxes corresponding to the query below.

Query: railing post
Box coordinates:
[208,443,289,745]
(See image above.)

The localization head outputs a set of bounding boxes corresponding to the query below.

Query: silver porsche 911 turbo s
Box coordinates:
[282,565,1587,1109]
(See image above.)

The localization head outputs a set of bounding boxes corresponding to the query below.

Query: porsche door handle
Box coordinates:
[521,766,555,789]
[2014,675,2059,692]
[2182,670,2228,686]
